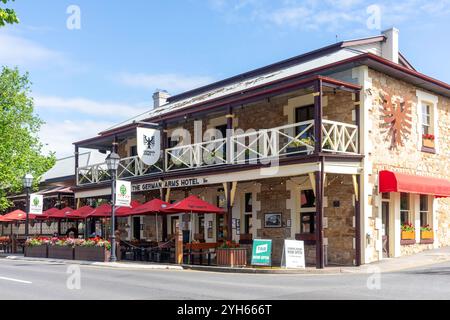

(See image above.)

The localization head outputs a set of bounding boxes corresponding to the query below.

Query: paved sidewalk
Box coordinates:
[2,246,450,274]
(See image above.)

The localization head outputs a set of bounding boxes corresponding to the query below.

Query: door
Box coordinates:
[133,216,141,240]
[381,202,390,258]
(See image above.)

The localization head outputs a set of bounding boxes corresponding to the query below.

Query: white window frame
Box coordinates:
[416,90,439,152]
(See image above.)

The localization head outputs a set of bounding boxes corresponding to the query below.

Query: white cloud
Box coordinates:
[0,33,64,68]
[116,73,215,94]
[34,95,149,119]
[39,119,115,157]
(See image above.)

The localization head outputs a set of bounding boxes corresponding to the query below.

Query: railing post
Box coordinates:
[314,79,323,154]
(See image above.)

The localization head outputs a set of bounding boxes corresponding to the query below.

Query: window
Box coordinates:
[244,193,253,213]
[301,190,316,208]
[301,213,315,234]
[400,193,410,225]
[295,105,315,138]
[421,103,432,135]
[130,145,137,157]
[420,195,429,227]
[244,214,252,234]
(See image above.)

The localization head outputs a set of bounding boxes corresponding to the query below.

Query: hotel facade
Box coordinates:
[72,28,450,268]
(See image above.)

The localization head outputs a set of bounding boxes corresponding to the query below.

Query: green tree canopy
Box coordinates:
[0,67,55,210]
[0,0,19,26]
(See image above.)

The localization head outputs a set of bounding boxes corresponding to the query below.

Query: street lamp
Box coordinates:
[106,152,120,262]
[22,173,34,238]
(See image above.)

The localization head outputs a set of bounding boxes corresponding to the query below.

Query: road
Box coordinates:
[0,258,449,300]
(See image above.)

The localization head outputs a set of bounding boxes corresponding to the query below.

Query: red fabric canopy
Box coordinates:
[0,215,12,222]
[379,170,450,197]
[162,195,225,214]
[87,200,141,218]
[71,206,94,219]
[52,207,76,219]
[116,199,170,217]
[37,207,60,219]
[2,209,37,221]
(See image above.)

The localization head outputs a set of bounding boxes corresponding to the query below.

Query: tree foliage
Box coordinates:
[0,67,55,210]
[0,0,19,27]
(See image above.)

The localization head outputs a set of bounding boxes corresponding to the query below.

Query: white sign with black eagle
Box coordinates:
[137,127,161,166]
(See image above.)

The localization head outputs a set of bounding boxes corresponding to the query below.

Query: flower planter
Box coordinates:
[25,245,48,258]
[423,138,435,149]
[421,230,434,240]
[401,231,415,240]
[216,248,247,267]
[48,246,74,260]
[74,246,110,262]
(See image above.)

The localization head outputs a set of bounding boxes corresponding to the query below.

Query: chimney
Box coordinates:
[381,27,399,64]
[152,90,170,109]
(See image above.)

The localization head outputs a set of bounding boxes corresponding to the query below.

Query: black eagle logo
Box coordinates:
[144,135,155,149]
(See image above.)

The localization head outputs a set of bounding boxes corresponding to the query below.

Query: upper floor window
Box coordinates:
[416,90,439,152]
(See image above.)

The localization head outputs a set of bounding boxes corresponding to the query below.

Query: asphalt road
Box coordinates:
[0,258,450,300]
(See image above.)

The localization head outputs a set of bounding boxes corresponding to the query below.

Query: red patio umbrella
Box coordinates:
[36,207,60,220]
[162,195,225,214]
[162,195,225,243]
[87,200,141,218]
[3,209,37,221]
[51,207,76,219]
[71,205,94,219]
[0,215,12,222]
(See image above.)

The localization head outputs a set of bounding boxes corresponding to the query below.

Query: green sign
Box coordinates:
[251,239,272,266]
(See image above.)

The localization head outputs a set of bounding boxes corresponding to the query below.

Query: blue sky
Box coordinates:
[1,0,450,157]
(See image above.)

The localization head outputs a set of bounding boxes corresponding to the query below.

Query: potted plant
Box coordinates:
[48,237,75,260]
[286,137,314,155]
[421,225,433,240]
[216,241,247,267]
[25,237,49,258]
[401,223,415,240]
[422,134,435,149]
[74,237,111,262]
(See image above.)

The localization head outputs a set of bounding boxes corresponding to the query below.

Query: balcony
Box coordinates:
[76,120,359,185]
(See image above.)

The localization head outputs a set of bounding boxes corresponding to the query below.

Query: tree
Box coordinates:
[0,0,19,27]
[0,67,55,210]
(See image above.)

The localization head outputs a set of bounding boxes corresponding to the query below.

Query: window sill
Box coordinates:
[421,146,436,154]
[400,239,416,246]
[420,239,434,245]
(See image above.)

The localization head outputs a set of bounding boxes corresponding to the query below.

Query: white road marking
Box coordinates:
[0,276,32,284]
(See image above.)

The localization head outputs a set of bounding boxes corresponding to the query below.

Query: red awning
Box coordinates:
[2,209,37,221]
[162,195,225,214]
[116,199,170,217]
[379,170,450,197]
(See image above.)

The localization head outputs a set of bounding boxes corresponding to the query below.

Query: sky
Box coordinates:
[1,0,450,157]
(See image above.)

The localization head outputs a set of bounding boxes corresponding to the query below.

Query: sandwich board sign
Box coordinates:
[281,240,305,269]
[251,239,272,266]
[29,194,43,215]
[115,180,131,207]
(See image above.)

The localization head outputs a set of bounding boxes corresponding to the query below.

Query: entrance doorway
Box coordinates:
[381,200,390,258]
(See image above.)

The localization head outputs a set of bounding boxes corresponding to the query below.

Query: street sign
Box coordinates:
[115,180,131,207]
[29,194,43,215]
[251,239,272,266]
[281,240,305,269]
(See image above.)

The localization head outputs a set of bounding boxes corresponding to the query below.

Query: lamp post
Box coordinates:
[22,173,34,238]
[106,152,120,262]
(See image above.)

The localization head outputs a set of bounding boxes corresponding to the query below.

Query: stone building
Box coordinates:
[72,28,450,268]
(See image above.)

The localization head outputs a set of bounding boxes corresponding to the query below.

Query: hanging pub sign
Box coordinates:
[115,180,131,207]
[137,127,160,166]
[281,240,305,269]
[29,194,43,215]
[251,239,272,266]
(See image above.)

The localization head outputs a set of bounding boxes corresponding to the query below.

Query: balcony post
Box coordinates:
[315,160,325,269]
[354,90,361,154]
[226,106,234,164]
[313,79,323,154]
[74,144,79,185]
[161,122,167,172]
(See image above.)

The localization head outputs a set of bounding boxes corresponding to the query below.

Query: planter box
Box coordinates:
[48,246,74,260]
[401,231,415,240]
[423,139,435,149]
[74,246,110,262]
[25,245,48,258]
[421,230,434,240]
[216,248,247,267]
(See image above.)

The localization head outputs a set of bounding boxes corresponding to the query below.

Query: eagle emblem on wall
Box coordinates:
[378,90,412,148]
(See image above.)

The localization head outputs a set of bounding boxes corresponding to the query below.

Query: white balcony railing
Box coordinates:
[77,120,359,185]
